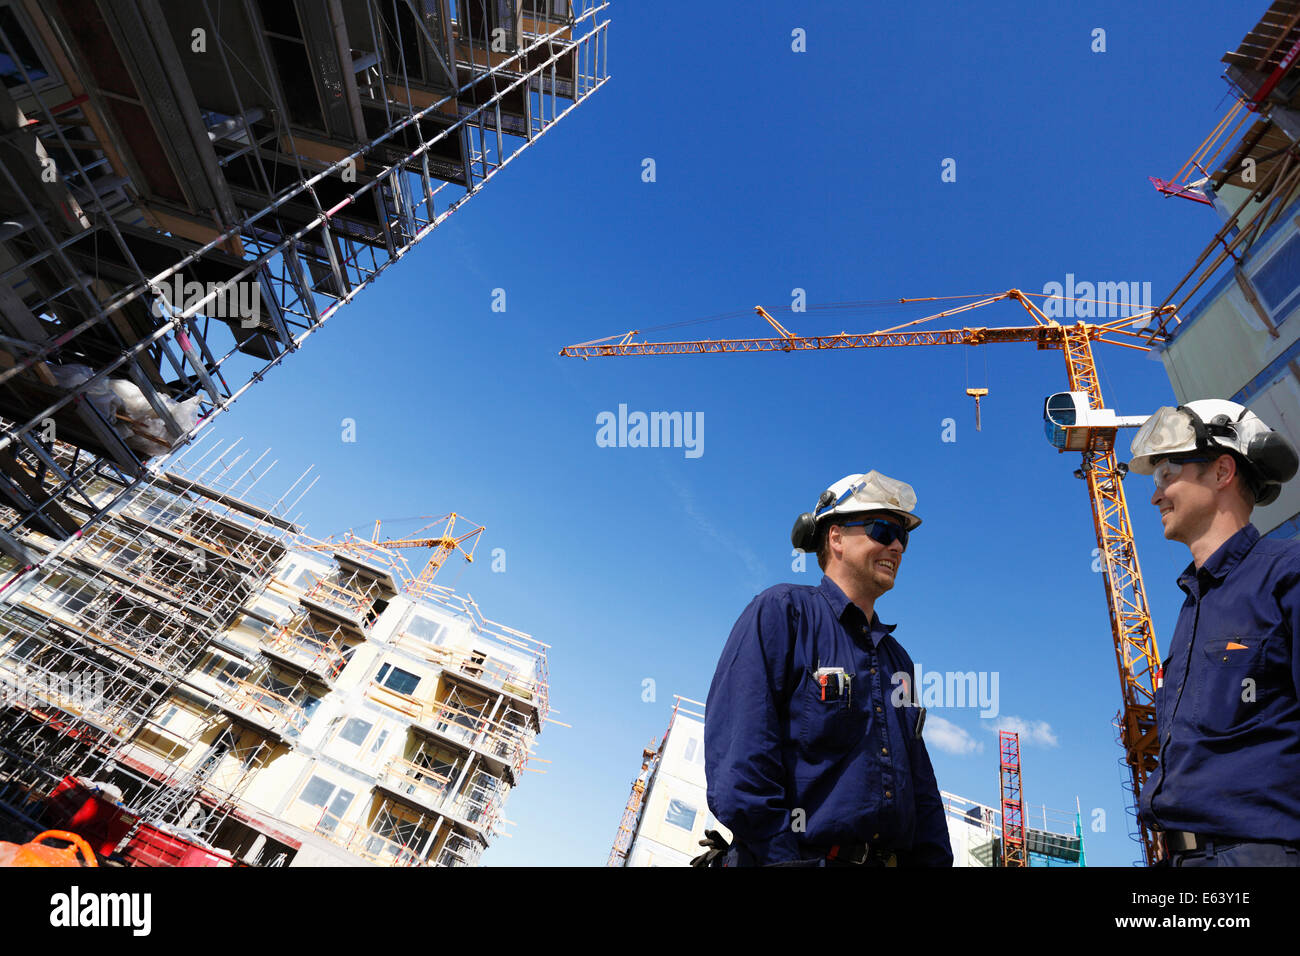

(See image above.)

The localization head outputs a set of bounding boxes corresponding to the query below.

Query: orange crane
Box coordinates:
[562,289,1174,865]
[303,514,484,594]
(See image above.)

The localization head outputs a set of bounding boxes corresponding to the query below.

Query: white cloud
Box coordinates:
[983,715,1059,748]
[924,715,983,756]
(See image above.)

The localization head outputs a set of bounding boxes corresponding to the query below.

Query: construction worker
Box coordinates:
[1129,400,1300,867]
[701,471,953,867]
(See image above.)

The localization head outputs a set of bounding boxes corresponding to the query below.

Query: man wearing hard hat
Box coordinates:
[1129,400,1300,867]
[698,471,952,867]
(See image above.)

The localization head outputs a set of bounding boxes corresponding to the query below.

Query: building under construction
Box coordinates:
[0,434,550,866]
[1151,0,1300,538]
[0,0,608,548]
[607,700,1083,868]
[606,696,724,867]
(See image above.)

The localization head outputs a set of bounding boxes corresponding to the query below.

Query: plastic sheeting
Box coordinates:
[51,364,202,458]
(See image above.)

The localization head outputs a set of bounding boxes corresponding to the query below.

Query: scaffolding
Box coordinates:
[0,0,610,546]
[0,438,551,866]
[0,434,310,855]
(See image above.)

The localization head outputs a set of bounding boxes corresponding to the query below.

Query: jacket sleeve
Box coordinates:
[705,590,801,865]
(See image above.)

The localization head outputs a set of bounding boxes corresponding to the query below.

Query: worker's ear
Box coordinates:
[1216,454,1235,486]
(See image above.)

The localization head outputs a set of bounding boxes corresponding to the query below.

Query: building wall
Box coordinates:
[624,713,731,867]
[946,810,996,868]
[1158,188,1300,537]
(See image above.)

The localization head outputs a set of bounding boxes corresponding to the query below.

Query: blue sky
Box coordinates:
[190,1,1267,866]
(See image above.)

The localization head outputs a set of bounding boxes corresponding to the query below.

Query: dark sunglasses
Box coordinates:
[839,518,908,551]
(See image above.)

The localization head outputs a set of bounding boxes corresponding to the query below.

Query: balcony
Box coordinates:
[362,683,531,784]
[213,678,308,743]
[299,577,376,633]
[310,811,430,867]
[261,623,347,685]
[375,757,455,817]
[436,833,483,868]
[441,779,504,836]
[447,655,546,714]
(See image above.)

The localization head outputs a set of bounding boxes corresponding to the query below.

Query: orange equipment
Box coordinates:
[998,731,1028,867]
[0,830,98,867]
[303,514,484,597]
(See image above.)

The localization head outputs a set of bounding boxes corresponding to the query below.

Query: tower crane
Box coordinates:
[561,289,1175,865]
[302,513,484,594]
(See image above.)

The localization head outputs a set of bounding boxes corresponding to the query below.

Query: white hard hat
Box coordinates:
[1128,399,1298,505]
[792,470,921,552]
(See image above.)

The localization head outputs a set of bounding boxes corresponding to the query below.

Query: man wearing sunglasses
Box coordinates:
[1128,399,1300,867]
[701,470,952,867]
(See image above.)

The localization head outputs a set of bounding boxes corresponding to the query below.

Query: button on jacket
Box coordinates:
[1140,523,1300,842]
[705,575,952,866]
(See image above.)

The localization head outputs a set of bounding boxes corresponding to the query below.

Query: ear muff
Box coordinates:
[1245,429,1299,485]
[1185,405,1300,502]
[1256,482,1282,507]
[791,512,818,551]
[791,489,837,552]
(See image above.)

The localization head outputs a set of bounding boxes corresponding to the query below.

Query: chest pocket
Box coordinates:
[797,668,865,754]
[1193,637,1269,735]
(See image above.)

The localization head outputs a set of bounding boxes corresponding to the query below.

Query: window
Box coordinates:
[369,728,390,755]
[376,662,420,696]
[403,613,445,644]
[291,695,323,733]
[338,717,372,746]
[200,654,252,688]
[299,776,355,834]
[683,737,697,762]
[299,775,335,807]
[236,614,272,637]
[664,798,697,832]
[292,568,319,591]
[324,789,354,829]
[1252,231,1300,323]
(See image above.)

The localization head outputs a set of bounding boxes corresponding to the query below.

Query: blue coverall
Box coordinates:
[1140,523,1300,865]
[705,575,953,866]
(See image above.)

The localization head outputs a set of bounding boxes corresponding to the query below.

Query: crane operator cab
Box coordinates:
[1044,392,1148,453]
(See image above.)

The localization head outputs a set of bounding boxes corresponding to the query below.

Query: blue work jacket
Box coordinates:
[705,575,952,866]
[1139,523,1300,843]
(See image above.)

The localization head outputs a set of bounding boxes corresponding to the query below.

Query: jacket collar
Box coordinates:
[1177,522,1260,595]
[819,574,896,645]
